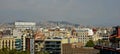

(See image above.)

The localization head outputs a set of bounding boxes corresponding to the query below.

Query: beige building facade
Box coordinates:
[0,37,15,50]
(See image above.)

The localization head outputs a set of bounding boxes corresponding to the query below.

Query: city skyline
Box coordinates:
[0,0,120,26]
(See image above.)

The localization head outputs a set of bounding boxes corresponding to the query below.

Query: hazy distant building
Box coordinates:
[15,22,36,30]
[43,27,70,38]
[34,31,45,40]
[13,29,22,38]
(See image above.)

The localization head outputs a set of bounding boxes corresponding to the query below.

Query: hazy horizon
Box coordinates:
[0,0,120,26]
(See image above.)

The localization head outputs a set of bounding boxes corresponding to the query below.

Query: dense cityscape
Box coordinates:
[0,0,120,54]
[0,21,118,54]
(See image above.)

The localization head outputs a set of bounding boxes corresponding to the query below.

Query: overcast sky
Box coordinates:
[0,0,120,26]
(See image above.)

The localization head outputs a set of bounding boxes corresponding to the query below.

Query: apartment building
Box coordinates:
[44,39,61,54]
[44,37,81,54]
[0,36,15,50]
[43,27,71,38]
[72,28,93,46]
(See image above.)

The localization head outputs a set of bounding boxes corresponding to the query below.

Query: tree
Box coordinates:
[0,48,31,54]
[1,48,9,54]
[0,48,49,54]
[9,49,17,54]
[35,51,49,54]
[85,40,95,47]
